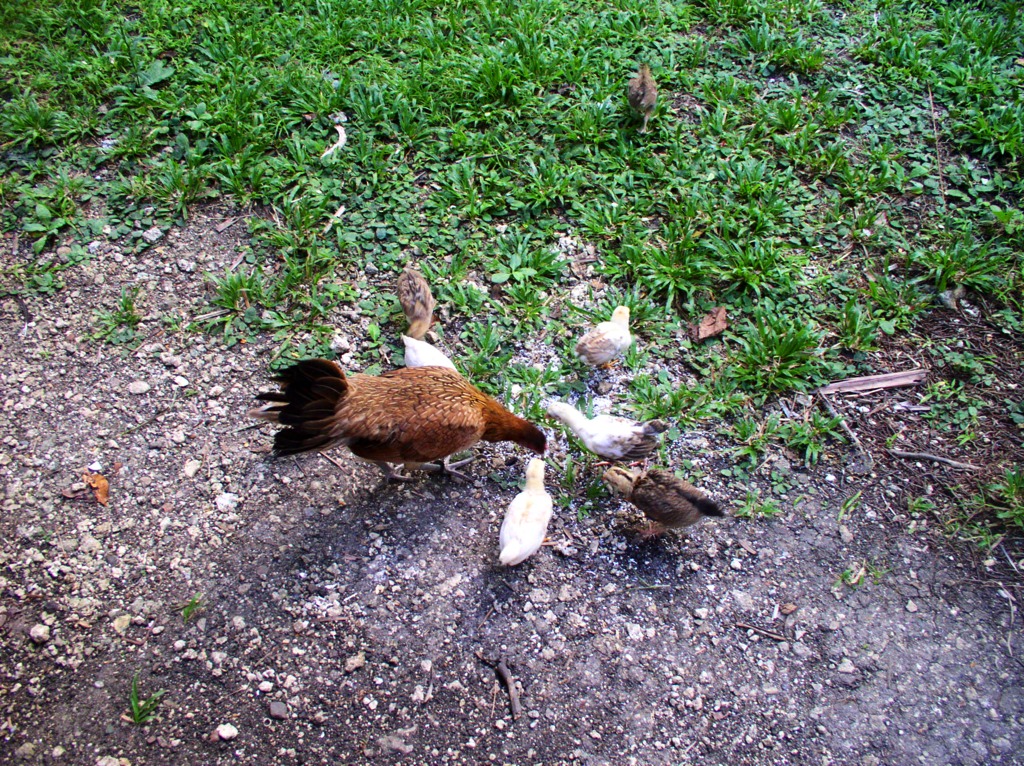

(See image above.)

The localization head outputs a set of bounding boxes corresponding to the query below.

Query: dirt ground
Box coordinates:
[1,212,1023,766]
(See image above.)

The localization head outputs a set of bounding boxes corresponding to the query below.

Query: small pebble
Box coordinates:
[345,651,366,673]
[29,624,50,644]
[268,701,288,720]
[128,381,151,395]
[216,723,238,741]
[142,226,164,243]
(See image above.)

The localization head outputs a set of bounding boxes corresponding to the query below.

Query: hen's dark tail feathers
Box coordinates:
[250,359,348,456]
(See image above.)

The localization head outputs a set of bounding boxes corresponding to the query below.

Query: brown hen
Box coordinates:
[250,360,545,481]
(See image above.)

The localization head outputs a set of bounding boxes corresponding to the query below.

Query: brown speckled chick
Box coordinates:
[397,266,436,340]
[603,467,723,537]
[251,360,545,482]
[627,64,657,133]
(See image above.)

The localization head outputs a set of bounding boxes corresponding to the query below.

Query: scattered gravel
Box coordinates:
[1,213,1022,765]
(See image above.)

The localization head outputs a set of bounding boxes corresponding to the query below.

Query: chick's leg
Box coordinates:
[638,521,667,539]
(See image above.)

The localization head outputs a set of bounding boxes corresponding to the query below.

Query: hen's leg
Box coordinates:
[376,461,416,483]
[419,454,475,482]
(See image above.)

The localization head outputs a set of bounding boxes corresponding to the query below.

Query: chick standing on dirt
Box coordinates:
[627,63,657,133]
[545,399,668,461]
[575,306,632,367]
[397,266,436,340]
[499,458,554,566]
[603,466,723,537]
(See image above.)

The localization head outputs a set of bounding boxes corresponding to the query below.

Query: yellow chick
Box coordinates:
[397,266,436,340]
[402,335,457,371]
[499,458,553,566]
[575,306,632,367]
[627,64,658,133]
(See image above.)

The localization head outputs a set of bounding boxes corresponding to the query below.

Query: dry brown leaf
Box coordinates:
[691,306,728,341]
[83,472,110,506]
[780,603,798,615]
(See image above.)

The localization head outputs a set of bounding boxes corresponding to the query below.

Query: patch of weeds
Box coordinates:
[920,380,985,442]
[725,413,780,467]
[489,232,565,288]
[728,304,826,398]
[928,343,995,386]
[837,490,862,523]
[778,412,844,467]
[733,490,782,519]
[126,672,165,725]
[909,235,1012,294]
[1005,399,1024,429]
[460,322,513,387]
[977,467,1024,531]
[835,299,879,352]
[181,593,205,623]
[93,287,143,345]
[836,559,889,590]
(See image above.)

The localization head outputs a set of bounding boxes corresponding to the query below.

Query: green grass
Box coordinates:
[2,0,1023,533]
[180,592,205,623]
[127,672,165,725]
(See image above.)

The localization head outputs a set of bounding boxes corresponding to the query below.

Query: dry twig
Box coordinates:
[887,449,981,471]
[735,622,787,642]
[817,369,926,395]
[475,651,523,719]
[318,451,347,471]
[818,393,874,474]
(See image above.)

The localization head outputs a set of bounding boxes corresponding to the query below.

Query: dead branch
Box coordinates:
[816,369,926,395]
[475,651,522,719]
[818,393,874,474]
[887,449,982,471]
[735,622,786,642]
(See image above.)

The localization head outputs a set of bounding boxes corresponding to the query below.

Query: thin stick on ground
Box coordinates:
[475,651,523,719]
[887,449,981,471]
[319,451,347,471]
[735,622,787,641]
[926,84,947,206]
[818,393,874,474]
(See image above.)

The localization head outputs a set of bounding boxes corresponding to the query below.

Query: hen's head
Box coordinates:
[517,422,547,455]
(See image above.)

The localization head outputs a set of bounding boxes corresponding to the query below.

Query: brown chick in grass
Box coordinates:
[397,267,436,340]
[251,360,546,482]
[603,466,723,537]
[627,63,657,133]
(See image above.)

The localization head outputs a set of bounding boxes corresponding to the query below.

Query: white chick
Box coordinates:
[402,335,457,371]
[499,458,553,566]
[545,400,668,461]
[575,305,632,366]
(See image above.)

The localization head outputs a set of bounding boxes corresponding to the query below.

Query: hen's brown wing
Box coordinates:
[333,367,490,463]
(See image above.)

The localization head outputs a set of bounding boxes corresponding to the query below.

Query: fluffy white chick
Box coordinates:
[402,335,457,371]
[575,305,632,366]
[545,400,668,461]
[499,458,553,566]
